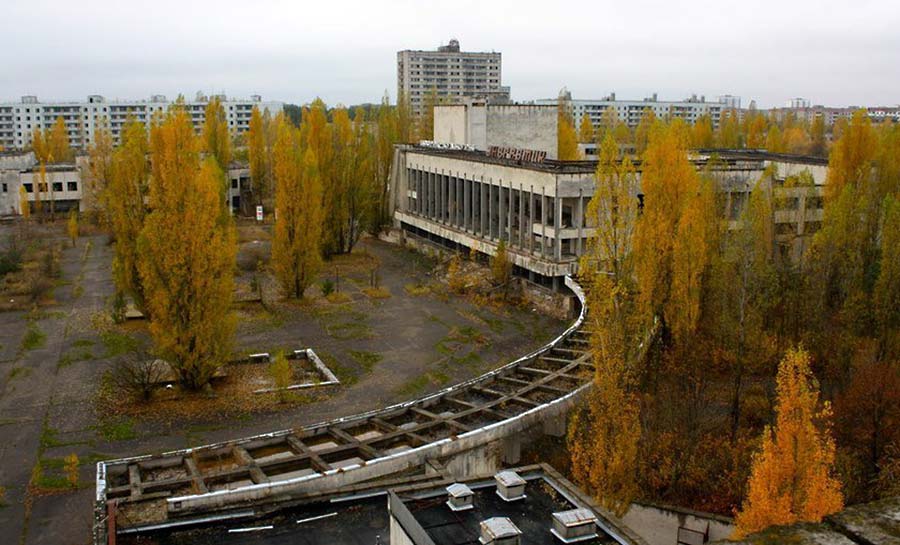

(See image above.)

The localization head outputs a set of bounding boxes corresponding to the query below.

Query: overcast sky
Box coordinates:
[2,0,898,109]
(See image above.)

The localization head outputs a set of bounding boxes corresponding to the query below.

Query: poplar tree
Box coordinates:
[108,119,149,314]
[733,347,843,537]
[86,120,114,225]
[47,116,73,163]
[247,106,271,208]
[578,114,594,143]
[138,107,236,390]
[203,97,232,172]
[569,133,641,516]
[557,100,579,161]
[271,117,323,298]
[633,121,702,329]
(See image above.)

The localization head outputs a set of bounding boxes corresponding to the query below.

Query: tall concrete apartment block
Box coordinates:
[0,93,283,150]
[397,39,510,116]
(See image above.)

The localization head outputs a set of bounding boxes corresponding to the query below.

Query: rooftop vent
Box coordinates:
[494,470,526,502]
[550,508,598,543]
[446,483,474,511]
[479,517,521,545]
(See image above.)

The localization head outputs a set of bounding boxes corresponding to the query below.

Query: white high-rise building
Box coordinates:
[0,93,283,150]
[397,39,510,116]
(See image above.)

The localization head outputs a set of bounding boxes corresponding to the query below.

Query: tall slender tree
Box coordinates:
[138,107,236,390]
[108,119,149,313]
[271,117,324,298]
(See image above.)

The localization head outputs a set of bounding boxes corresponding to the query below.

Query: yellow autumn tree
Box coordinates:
[247,106,271,208]
[138,107,236,389]
[633,108,657,154]
[557,95,580,160]
[47,116,73,163]
[690,115,714,148]
[18,185,30,219]
[203,96,232,171]
[67,209,78,247]
[108,119,149,314]
[717,109,741,148]
[86,120,114,225]
[633,121,702,325]
[578,114,594,143]
[733,347,843,537]
[668,177,716,340]
[271,117,323,298]
[569,132,642,516]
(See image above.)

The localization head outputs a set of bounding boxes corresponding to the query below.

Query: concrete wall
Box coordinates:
[622,503,734,545]
[434,105,468,145]
[486,105,558,159]
[431,104,558,158]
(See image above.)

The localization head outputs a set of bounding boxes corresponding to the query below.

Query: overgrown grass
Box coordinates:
[58,348,95,369]
[404,283,431,296]
[361,286,391,299]
[8,366,30,381]
[395,370,450,398]
[101,331,139,358]
[95,417,137,442]
[348,350,383,373]
[21,323,47,352]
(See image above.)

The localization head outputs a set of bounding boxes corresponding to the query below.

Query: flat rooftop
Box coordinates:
[408,146,828,174]
[117,495,389,545]
[400,478,618,545]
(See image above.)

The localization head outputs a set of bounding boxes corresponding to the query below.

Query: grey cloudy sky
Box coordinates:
[2,0,898,108]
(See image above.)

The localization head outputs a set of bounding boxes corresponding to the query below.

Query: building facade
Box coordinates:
[536,93,736,131]
[397,39,510,116]
[0,94,283,151]
[389,146,828,290]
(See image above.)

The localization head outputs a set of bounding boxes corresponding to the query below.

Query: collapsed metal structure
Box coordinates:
[95,277,591,543]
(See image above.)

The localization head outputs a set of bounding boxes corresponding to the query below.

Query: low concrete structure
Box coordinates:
[94,278,591,544]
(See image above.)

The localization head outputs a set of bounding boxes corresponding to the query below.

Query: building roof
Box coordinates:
[395,467,629,545]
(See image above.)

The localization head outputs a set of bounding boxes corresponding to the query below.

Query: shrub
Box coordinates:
[111,352,166,402]
[490,240,512,287]
[268,351,293,402]
[320,279,335,296]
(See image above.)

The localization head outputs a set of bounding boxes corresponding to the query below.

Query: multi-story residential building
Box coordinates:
[397,39,510,116]
[536,92,737,131]
[0,93,283,151]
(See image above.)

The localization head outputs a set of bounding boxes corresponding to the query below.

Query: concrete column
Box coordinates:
[555,183,562,261]
[518,183,525,249]
[479,177,486,236]
[497,180,506,240]
[464,178,470,232]
[450,173,457,227]
[506,182,516,246]
[541,186,547,258]
[487,179,493,239]
[576,189,584,256]
[438,170,444,223]
[443,171,449,224]
[529,185,535,254]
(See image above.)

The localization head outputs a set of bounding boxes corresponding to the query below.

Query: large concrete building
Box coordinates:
[389,108,829,290]
[0,93,283,151]
[535,92,737,131]
[397,39,510,116]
